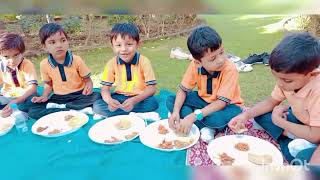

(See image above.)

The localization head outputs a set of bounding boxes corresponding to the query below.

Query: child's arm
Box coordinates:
[273,113,320,144]
[82,77,93,95]
[31,82,52,103]
[168,88,187,129]
[101,85,120,111]
[310,145,320,165]
[229,96,281,132]
[10,84,37,104]
[121,85,156,112]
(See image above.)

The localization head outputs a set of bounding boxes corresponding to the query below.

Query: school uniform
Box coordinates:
[166,59,243,130]
[0,58,37,111]
[93,52,158,117]
[255,75,320,163]
[28,51,100,119]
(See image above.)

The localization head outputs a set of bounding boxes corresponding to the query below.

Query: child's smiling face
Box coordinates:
[111,34,139,63]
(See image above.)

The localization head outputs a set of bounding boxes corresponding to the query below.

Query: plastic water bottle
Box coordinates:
[10,103,28,133]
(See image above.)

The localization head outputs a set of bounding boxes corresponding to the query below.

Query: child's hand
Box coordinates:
[176,113,196,135]
[228,113,248,133]
[271,104,289,128]
[1,105,12,118]
[83,80,93,95]
[31,96,48,103]
[106,98,121,112]
[168,112,180,130]
[120,98,137,112]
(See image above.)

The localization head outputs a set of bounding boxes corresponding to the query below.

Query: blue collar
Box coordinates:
[198,67,220,78]
[48,50,73,68]
[117,52,140,65]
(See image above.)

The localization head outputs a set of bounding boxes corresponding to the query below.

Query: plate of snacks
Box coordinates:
[1,87,25,98]
[88,115,145,145]
[31,111,89,137]
[139,119,200,151]
[207,135,283,165]
[0,113,15,136]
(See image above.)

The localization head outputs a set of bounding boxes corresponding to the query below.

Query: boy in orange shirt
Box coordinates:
[166,26,243,138]
[93,23,158,117]
[29,23,100,119]
[0,32,37,117]
[229,33,320,164]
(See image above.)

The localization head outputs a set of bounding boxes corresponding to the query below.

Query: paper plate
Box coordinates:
[88,115,146,145]
[32,111,89,137]
[139,119,200,151]
[0,114,15,136]
[207,135,283,165]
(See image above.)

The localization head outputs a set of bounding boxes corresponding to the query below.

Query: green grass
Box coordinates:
[33,15,287,106]
[203,0,313,14]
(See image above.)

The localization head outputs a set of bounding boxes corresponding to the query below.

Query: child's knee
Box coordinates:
[93,100,107,114]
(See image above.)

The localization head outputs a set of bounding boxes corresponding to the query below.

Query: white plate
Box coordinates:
[139,119,200,152]
[1,87,25,98]
[207,135,283,166]
[0,114,15,136]
[31,111,89,137]
[88,115,146,145]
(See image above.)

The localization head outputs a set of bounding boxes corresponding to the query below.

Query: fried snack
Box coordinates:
[64,115,75,121]
[158,139,174,149]
[125,132,138,140]
[68,116,86,128]
[219,152,235,165]
[48,129,61,135]
[158,124,169,135]
[36,126,48,133]
[115,118,132,130]
[234,142,250,151]
[248,153,273,165]
[174,139,193,149]
[104,136,121,143]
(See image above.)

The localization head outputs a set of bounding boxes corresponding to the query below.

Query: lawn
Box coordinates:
[33,15,287,106]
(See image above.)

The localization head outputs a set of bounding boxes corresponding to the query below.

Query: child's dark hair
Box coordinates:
[110,23,140,43]
[39,23,68,44]
[270,32,320,74]
[187,26,222,60]
[0,32,25,53]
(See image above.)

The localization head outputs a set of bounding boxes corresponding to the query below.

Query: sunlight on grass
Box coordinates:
[235,15,284,21]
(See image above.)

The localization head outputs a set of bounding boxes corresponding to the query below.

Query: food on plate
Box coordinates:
[248,152,273,165]
[64,115,75,121]
[0,123,12,132]
[158,124,169,135]
[67,116,87,128]
[125,132,138,140]
[219,152,235,165]
[234,142,250,151]
[174,138,194,149]
[9,92,19,97]
[174,130,188,137]
[36,126,49,133]
[158,139,174,149]
[115,118,132,130]
[104,136,122,143]
[48,129,61,135]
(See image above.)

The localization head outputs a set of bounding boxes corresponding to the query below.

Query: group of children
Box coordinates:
[0,21,319,165]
